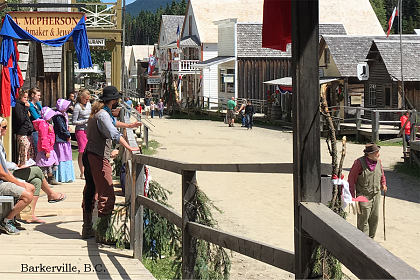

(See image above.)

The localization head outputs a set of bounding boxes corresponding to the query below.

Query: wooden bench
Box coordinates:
[0,196,14,220]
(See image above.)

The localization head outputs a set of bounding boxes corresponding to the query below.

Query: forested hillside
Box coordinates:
[370,0,420,33]
[126,0,180,16]
[125,0,186,45]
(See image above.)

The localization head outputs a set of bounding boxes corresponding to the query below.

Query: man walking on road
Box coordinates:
[227,97,236,127]
[348,143,387,239]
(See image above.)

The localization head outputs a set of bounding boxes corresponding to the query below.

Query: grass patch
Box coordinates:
[142,256,178,280]
[142,140,160,155]
[393,162,420,178]
[378,140,403,146]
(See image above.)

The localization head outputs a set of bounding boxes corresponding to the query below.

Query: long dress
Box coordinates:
[52,114,75,183]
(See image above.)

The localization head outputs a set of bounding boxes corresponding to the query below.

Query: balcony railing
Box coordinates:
[171,59,200,74]
[82,2,118,29]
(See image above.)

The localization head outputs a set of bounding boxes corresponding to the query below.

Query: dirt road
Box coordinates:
[144,117,420,279]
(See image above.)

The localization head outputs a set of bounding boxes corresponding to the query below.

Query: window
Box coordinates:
[226,69,235,93]
[385,86,391,107]
[220,69,226,92]
[368,84,376,107]
[219,69,235,93]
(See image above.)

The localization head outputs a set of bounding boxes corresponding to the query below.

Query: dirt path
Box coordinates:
[144,117,420,279]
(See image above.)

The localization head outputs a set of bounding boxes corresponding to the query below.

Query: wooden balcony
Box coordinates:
[171,59,200,74]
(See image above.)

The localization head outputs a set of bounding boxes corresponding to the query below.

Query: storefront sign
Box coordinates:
[147,77,161,85]
[88,38,106,47]
[8,12,84,40]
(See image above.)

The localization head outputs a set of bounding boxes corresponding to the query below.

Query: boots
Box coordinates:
[81,211,95,239]
[94,214,115,245]
[48,175,61,185]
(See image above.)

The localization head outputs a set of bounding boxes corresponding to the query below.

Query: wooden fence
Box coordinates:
[323,106,418,143]
[179,96,267,115]
[119,111,420,279]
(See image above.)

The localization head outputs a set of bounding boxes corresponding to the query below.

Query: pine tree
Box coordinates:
[370,0,387,29]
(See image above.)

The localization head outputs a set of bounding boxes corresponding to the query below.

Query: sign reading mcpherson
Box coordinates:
[8,12,84,40]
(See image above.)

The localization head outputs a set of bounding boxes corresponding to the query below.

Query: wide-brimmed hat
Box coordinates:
[363,143,381,154]
[99,86,122,101]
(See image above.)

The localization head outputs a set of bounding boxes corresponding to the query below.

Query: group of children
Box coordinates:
[32,99,75,183]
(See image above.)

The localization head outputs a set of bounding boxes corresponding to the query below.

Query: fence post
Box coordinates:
[131,161,144,260]
[372,110,379,143]
[182,170,197,279]
[144,126,149,149]
[356,108,362,141]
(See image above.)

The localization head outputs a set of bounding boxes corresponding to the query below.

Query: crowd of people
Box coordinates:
[0,85,141,239]
[131,92,165,119]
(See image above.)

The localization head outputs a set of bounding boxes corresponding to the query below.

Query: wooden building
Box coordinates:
[319,35,375,110]
[366,40,420,111]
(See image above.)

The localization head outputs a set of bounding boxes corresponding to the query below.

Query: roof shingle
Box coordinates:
[159,15,185,47]
[236,24,290,58]
[372,40,420,81]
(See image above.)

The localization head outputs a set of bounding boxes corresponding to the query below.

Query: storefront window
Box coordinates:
[220,69,226,92]
[220,68,235,93]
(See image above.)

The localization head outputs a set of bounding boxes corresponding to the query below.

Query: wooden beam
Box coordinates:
[133,154,183,174]
[182,170,197,279]
[132,152,331,175]
[301,202,420,279]
[136,195,182,228]
[292,0,320,278]
[188,221,294,273]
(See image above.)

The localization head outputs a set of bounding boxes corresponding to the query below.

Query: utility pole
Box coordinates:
[399,0,405,109]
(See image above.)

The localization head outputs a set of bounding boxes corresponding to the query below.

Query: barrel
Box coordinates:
[271,104,282,121]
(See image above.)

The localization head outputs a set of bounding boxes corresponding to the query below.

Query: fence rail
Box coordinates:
[119,107,420,279]
[179,96,268,115]
[322,106,418,142]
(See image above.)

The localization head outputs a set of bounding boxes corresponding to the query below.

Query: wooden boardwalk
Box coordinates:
[0,177,154,280]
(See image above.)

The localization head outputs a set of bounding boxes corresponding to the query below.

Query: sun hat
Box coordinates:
[99,86,122,101]
[363,143,381,154]
[41,107,57,121]
[56,98,71,112]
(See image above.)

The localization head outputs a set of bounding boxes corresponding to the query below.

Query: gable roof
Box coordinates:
[319,0,384,36]
[185,0,383,44]
[236,24,290,58]
[187,0,264,44]
[371,40,420,81]
[319,23,347,36]
[322,35,420,77]
[321,35,375,77]
[159,15,185,47]
[164,35,200,49]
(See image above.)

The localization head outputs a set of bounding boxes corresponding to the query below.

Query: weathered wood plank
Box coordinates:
[132,163,144,260]
[292,0,321,278]
[136,195,182,228]
[301,202,420,279]
[187,222,294,273]
[133,154,183,174]
[182,170,197,279]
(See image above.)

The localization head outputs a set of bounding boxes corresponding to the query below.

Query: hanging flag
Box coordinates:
[176,24,180,48]
[147,55,157,75]
[262,0,291,51]
[387,2,399,37]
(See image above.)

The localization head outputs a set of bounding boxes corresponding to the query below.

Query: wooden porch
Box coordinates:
[0,178,154,280]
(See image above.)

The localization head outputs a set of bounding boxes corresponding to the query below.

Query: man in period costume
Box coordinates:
[348,143,387,239]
